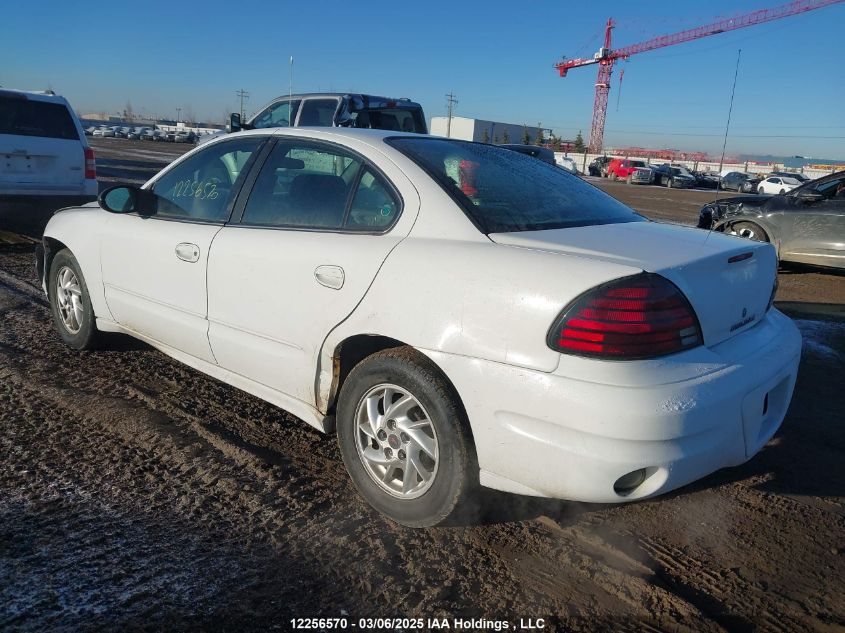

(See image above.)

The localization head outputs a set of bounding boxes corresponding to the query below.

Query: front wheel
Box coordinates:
[758,187,765,194]
[779,189,785,195]
[729,221,769,243]
[336,347,476,527]
[667,178,673,188]
[48,248,102,349]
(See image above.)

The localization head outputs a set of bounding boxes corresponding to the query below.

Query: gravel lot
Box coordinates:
[0,138,843,631]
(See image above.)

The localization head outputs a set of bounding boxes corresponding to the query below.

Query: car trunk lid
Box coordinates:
[490,221,778,347]
[0,135,85,187]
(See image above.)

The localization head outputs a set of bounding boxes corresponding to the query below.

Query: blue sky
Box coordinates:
[3,0,844,158]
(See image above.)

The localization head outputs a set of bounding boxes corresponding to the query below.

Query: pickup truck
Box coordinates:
[200,93,427,146]
[607,158,652,184]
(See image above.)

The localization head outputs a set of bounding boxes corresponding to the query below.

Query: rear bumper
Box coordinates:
[1,180,98,197]
[423,308,801,503]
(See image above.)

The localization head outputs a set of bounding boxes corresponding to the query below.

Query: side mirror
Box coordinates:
[98,185,156,216]
[229,112,241,133]
[796,190,823,203]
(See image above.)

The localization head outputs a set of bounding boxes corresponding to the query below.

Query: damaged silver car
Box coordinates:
[697,170,845,270]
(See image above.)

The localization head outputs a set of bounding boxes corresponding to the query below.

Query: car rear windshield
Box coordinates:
[357,107,426,133]
[0,96,79,140]
[387,137,643,233]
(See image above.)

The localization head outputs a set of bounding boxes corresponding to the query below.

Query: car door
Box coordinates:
[206,136,419,406]
[778,177,845,267]
[99,135,266,361]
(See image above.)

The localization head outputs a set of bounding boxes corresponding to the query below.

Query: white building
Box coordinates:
[430,116,545,144]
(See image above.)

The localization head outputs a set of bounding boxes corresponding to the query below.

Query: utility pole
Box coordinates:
[445,92,458,138]
[236,89,250,119]
[176,107,181,122]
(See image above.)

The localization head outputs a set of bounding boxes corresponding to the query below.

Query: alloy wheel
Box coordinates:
[55,266,84,334]
[354,383,439,499]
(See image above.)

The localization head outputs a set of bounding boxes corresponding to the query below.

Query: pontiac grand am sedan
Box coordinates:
[37,128,801,527]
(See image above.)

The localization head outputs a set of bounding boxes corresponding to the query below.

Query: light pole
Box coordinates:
[176,107,181,123]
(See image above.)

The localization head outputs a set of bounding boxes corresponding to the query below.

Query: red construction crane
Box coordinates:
[555,0,845,152]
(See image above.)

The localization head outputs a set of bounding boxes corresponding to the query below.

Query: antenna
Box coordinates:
[707,48,742,244]
[289,56,294,125]
[715,49,742,202]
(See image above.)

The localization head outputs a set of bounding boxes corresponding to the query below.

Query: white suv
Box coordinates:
[0,89,97,204]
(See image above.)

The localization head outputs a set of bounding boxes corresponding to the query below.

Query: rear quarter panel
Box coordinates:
[319,236,641,407]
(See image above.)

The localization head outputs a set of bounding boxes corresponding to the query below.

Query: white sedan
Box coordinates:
[38,128,801,527]
[757,176,802,195]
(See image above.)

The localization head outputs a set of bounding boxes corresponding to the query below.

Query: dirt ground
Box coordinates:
[1,141,843,631]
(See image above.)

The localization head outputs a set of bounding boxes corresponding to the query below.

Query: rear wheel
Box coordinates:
[667,178,673,188]
[48,249,102,350]
[758,186,765,194]
[729,221,769,243]
[336,347,476,527]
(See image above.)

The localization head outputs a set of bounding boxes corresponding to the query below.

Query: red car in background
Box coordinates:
[607,158,652,184]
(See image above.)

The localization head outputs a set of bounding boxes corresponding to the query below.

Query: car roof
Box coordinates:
[0,88,70,105]
[213,127,423,144]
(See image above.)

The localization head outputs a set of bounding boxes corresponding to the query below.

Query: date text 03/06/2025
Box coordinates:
[289,617,547,630]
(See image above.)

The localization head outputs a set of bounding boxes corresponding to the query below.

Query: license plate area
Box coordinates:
[741,374,792,457]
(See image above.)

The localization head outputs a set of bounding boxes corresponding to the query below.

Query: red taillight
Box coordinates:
[84,147,96,180]
[548,273,703,360]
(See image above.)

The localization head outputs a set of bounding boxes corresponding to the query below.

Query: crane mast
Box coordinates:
[555,0,844,152]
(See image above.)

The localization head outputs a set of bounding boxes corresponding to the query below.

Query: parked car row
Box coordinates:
[85,125,201,143]
[589,155,813,195]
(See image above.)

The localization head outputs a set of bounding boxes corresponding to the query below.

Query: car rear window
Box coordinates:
[354,107,426,134]
[0,96,79,140]
[387,137,643,233]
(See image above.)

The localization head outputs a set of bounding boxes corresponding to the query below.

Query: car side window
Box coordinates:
[297,99,339,126]
[253,99,301,129]
[242,141,360,229]
[152,137,265,222]
[242,141,401,231]
[347,169,399,229]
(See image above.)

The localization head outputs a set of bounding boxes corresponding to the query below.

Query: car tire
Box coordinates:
[336,347,476,527]
[729,221,769,243]
[48,248,102,350]
[626,175,632,184]
[667,178,673,188]
[779,189,785,195]
[758,187,764,194]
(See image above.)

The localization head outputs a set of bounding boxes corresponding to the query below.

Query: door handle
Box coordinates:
[175,242,200,263]
[314,265,345,290]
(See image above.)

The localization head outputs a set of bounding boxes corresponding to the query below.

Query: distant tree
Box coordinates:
[573,130,585,153]
[124,100,134,121]
[493,134,499,144]
[481,128,490,143]
[502,129,510,143]
[535,123,544,146]
[521,126,530,144]
[549,133,559,150]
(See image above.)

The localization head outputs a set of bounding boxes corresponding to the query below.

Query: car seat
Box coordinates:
[289,173,348,227]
